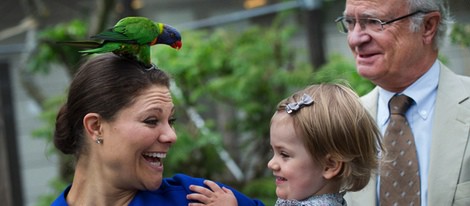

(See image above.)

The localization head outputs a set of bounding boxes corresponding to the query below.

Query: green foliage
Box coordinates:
[450,23,470,48]
[163,123,227,178]
[241,177,277,205]
[30,13,374,204]
[313,54,374,96]
[31,95,66,154]
[152,14,373,201]
[27,19,87,206]
[153,22,315,180]
[35,178,69,206]
[29,19,88,74]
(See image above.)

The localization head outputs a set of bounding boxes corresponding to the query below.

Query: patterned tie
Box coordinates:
[380,95,420,206]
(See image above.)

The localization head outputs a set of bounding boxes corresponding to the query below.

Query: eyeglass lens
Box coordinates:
[336,18,384,33]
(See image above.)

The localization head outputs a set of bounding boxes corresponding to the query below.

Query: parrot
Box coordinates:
[60,16,182,68]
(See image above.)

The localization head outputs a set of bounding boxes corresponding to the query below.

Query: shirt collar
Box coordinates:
[275,192,346,206]
[378,60,440,126]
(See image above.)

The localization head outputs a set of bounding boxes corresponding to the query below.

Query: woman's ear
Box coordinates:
[83,113,102,142]
[322,154,343,180]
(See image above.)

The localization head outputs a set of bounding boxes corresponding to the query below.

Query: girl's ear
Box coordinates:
[322,154,343,180]
[83,113,102,142]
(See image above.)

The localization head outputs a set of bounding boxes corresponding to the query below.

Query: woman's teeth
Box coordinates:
[142,152,166,166]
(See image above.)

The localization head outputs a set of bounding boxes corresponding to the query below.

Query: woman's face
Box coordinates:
[98,85,176,191]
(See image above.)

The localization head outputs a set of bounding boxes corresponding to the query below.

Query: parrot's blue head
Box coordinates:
[157,24,182,50]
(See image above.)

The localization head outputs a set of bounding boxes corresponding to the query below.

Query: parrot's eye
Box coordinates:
[170,33,175,38]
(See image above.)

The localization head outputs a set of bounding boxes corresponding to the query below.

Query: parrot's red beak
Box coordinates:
[172,41,182,50]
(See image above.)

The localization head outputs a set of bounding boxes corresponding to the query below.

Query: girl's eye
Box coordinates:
[169,117,176,126]
[280,152,289,158]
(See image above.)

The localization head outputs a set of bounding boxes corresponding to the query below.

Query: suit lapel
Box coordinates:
[346,177,377,206]
[427,64,470,205]
[361,87,379,120]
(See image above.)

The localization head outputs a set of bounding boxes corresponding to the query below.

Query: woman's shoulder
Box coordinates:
[50,185,72,206]
[133,174,264,206]
[129,174,207,205]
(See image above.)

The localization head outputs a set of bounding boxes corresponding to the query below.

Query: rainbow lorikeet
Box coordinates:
[61,16,182,68]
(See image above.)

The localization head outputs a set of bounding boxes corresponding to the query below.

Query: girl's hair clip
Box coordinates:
[285,93,314,114]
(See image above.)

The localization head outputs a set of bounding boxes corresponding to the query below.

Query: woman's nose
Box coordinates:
[159,125,177,144]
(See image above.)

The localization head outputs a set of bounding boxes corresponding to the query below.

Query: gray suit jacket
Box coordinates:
[345,63,470,206]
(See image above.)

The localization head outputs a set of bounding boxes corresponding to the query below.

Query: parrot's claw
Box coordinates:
[145,63,158,71]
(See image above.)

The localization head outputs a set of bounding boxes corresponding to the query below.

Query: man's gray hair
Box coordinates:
[408,0,453,49]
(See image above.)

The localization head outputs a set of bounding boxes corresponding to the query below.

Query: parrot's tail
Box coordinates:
[57,41,102,49]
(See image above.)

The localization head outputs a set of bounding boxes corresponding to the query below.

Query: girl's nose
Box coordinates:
[267,157,279,171]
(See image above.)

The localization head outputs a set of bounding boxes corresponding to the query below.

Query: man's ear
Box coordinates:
[322,154,343,180]
[83,113,102,142]
[422,11,441,45]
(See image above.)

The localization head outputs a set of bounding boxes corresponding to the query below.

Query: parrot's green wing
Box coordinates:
[79,42,123,54]
[58,16,180,68]
[80,42,152,67]
[92,17,161,45]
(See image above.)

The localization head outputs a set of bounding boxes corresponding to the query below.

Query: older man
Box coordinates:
[335,0,470,205]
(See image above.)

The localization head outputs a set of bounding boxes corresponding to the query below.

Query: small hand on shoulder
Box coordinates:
[187,180,238,206]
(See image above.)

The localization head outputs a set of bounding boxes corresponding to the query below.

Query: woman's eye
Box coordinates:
[144,118,158,125]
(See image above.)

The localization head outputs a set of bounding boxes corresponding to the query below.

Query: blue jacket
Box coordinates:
[52,173,265,206]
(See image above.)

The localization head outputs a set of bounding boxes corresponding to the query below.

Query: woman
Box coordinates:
[51,54,263,206]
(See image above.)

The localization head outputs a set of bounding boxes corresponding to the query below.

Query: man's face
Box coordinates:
[345,0,427,91]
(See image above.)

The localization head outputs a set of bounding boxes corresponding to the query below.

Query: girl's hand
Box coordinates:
[187,180,238,206]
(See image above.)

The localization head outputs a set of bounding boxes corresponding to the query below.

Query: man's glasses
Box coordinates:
[335,10,433,34]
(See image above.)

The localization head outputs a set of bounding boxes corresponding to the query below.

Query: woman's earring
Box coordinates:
[96,136,103,144]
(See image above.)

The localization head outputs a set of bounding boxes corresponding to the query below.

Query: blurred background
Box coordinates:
[0,0,469,205]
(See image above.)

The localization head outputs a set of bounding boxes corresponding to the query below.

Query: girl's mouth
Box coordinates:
[275,176,287,184]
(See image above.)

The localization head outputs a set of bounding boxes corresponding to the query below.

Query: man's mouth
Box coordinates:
[142,152,166,167]
[359,54,372,58]
[355,52,381,65]
[358,52,378,58]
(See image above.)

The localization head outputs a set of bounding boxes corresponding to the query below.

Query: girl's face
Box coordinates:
[98,85,176,191]
[267,112,329,200]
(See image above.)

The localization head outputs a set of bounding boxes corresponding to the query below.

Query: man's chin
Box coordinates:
[356,65,378,79]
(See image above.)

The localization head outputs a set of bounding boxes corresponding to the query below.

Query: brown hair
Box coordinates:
[54,54,171,157]
[276,83,383,192]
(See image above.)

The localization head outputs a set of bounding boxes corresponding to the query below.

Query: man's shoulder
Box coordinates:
[440,63,470,82]
[439,64,470,92]
[360,87,379,107]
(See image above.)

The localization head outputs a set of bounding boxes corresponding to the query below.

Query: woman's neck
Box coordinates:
[66,157,136,205]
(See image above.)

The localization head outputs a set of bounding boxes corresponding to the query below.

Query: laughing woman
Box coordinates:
[51,54,264,206]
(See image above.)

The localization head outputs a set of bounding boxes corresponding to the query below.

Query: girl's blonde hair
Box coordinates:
[276,83,383,192]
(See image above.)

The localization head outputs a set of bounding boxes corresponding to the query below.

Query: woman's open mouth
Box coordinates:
[142,152,166,167]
